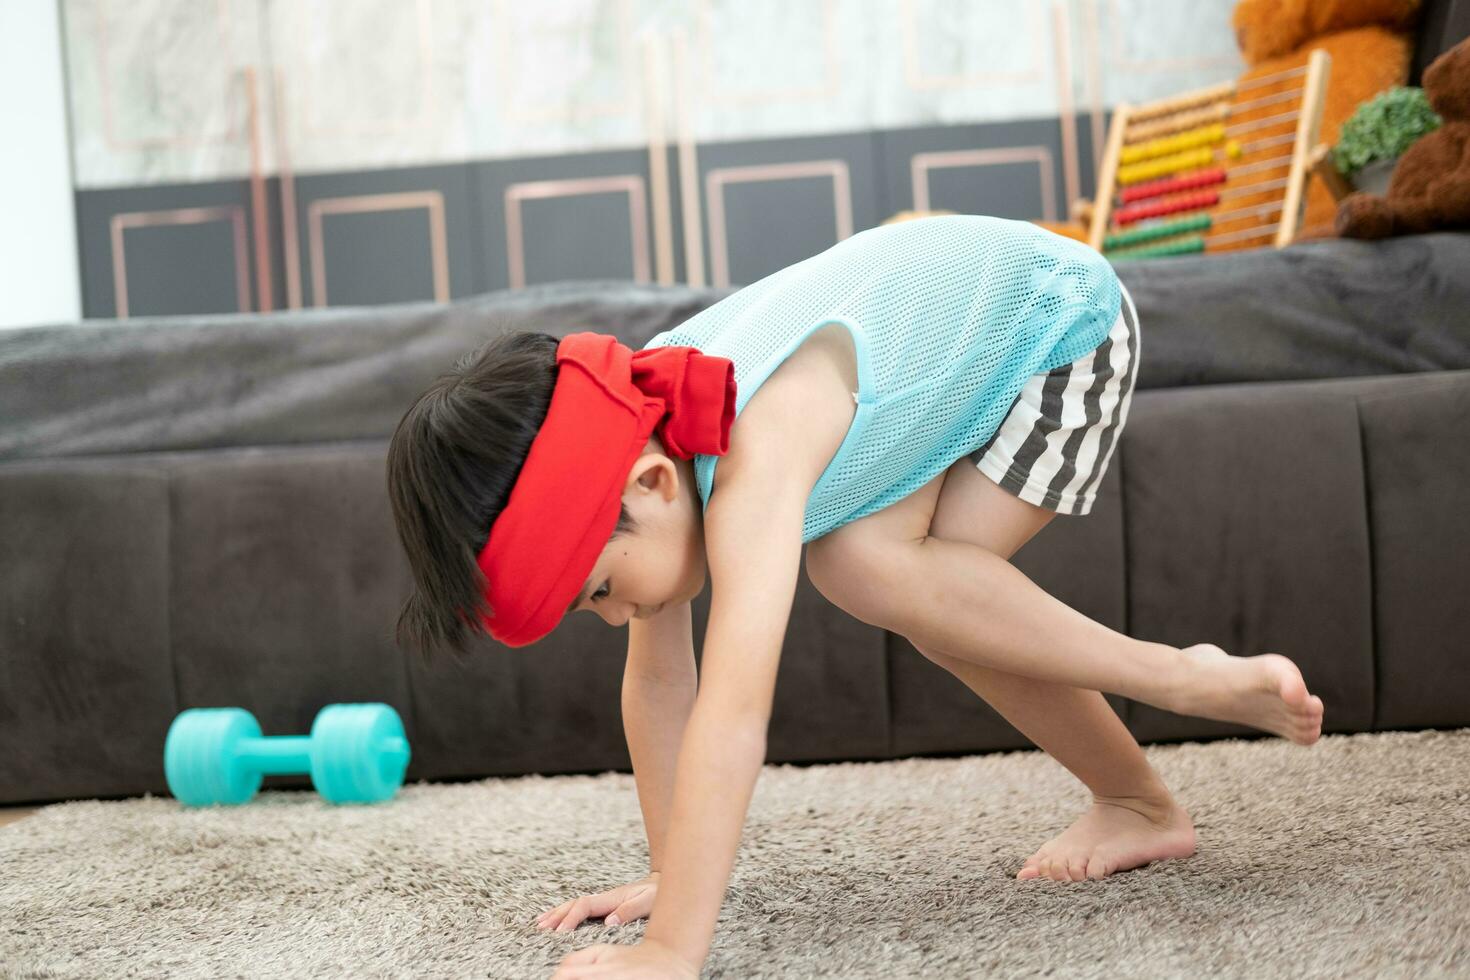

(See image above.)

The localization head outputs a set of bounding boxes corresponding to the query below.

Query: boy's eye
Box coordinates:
[592,582,609,602]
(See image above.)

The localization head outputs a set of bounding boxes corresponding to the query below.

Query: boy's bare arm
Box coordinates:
[622,601,698,873]
[626,598,698,686]
[640,468,809,971]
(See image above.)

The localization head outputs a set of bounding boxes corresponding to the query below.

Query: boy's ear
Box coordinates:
[626,452,678,500]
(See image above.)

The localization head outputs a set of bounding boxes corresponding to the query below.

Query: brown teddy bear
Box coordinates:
[1336,35,1470,238]
[1229,0,1421,244]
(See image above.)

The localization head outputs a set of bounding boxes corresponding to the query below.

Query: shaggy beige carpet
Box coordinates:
[2,729,1468,979]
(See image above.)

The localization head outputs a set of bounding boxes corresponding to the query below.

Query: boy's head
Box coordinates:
[386,330,717,662]
[563,437,708,628]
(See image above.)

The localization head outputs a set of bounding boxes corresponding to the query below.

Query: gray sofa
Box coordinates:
[3,232,1468,806]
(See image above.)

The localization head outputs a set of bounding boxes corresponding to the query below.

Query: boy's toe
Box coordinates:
[1086,854,1110,880]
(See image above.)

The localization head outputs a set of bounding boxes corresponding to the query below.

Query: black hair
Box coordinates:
[386,329,637,663]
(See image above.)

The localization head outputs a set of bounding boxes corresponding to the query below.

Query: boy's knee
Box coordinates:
[805,533,916,626]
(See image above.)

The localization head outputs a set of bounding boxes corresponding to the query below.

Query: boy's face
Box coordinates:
[567,437,707,628]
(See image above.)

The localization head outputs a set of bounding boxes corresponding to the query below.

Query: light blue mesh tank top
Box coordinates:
[642,214,1121,543]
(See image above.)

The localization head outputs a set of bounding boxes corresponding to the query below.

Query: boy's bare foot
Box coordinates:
[1017,796,1196,881]
[1173,644,1325,745]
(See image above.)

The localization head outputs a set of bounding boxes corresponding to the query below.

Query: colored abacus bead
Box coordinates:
[1103,213,1212,251]
[1117,140,1242,186]
[1119,167,1229,204]
[1120,123,1228,165]
[1115,189,1221,225]
[1105,234,1208,260]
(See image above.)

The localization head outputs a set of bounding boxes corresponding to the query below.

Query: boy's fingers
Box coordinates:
[540,899,573,934]
[587,891,622,919]
[537,887,629,929]
[604,880,657,926]
[555,897,591,931]
[536,899,575,928]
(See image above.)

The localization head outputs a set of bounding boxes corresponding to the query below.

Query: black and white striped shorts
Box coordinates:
[969,284,1140,516]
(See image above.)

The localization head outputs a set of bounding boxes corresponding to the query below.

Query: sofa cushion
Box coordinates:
[5,234,1469,460]
[168,442,417,793]
[1120,232,1470,388]
[1120,376,1377,743]
[0,458,176,800]
[1357,372,1470,729]
[0,281,733,460]
[2,371,1467,804]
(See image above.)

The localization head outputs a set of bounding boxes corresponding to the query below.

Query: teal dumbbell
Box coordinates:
[164,703,411,806]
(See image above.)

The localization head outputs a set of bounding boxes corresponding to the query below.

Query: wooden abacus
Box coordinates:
[1087,49,1332,260]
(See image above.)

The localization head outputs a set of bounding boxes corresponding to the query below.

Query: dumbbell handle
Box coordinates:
[235,735,313,774]
[234,735,411,775]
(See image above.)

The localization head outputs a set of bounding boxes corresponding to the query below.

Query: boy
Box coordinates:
[386,216,1324,979]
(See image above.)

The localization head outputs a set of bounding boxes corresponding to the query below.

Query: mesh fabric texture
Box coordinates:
[642,215,1122,542]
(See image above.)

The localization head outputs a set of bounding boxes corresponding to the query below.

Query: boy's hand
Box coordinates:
[535,872,661,932]
[550,938,698,979]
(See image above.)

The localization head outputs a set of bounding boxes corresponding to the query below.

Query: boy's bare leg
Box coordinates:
[914,465,1193,881]
[815,469,1193,882]
[809,462,1323,881]
[883,537,1324,742]
[915,648,1198,881]
[811,461,1328,881]
[906,468,1321,880]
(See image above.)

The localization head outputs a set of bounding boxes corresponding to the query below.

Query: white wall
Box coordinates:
[59,0,1243,189]
[1,1,81,329]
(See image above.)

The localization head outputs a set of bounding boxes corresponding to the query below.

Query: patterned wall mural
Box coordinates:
[59,0,1246,318]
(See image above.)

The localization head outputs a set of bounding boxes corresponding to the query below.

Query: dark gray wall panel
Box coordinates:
[720,174,846,283]
[474,148,661,294]
[314,206,439,308]
[878,117,1085,226]
[520,190,642,285]
[924,160,1048,222]
[74,117,1104,319]
[117,220,248,316]
[290,163,476,307]
[75,178,275,320]
[693,131,881,288]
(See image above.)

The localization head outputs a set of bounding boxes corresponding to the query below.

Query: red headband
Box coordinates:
[474,332,736,647]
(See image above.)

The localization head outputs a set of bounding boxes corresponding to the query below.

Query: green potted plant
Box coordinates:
[1331,86,1443,195]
